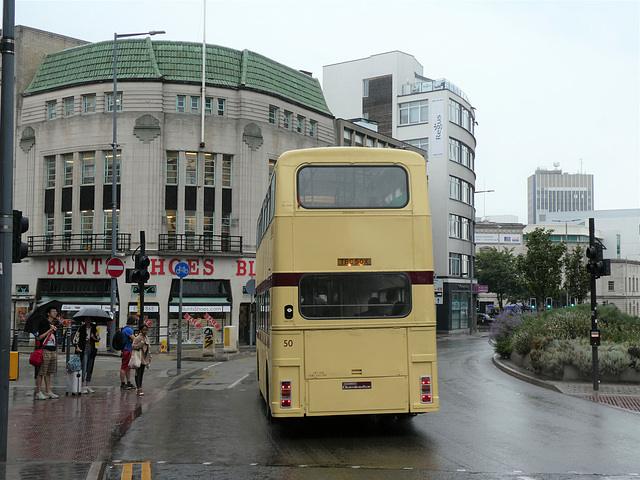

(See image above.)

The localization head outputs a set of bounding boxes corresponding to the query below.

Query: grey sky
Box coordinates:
[10,0,640,223]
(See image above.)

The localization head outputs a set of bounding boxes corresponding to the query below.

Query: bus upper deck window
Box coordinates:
[297,165,408,209]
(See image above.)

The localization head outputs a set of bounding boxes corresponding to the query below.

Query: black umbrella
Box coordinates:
[24,299,62,335]
[72,307,112,324]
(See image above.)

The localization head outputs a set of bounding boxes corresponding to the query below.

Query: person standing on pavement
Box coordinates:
[73,317,100,394]
[119,315,137,390]
[132,323,151,396]
[35,306,60,400]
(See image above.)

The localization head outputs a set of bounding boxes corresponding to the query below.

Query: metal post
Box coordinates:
[589,218,599,391]
[109,32,118,349]
[178,277,183,370]
[110,30,165,349]
[0,0,16,462]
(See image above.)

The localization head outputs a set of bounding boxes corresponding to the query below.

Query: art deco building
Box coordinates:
[12,34,334,347]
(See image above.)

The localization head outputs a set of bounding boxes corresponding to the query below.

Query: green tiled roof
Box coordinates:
[24,38,332,115]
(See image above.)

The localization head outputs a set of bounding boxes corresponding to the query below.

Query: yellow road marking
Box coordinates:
[114,462,151,480]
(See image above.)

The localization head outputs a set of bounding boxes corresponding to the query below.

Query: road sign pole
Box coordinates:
[174,261,190,371]
[178,276,183,370]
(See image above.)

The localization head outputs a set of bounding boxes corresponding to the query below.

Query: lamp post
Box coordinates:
[110,30,164,344]
[470,189,494,333]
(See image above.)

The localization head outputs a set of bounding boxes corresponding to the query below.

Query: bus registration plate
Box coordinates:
[342,381,372,390]
[337,258,371,266]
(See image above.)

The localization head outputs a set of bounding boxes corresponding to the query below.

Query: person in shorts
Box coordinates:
[35,306,60,400]
[119,315,137,390]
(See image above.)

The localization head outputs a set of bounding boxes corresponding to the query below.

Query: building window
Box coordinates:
[45,213,54,237]
[47,100,57,120]
[83,94,96,114]
[222,154,232,188]
[205,97,213,115]
[354,133,363,146]
[63,212,72,236]
[81,152,95,185]
[461,217,470,240]
[366,137,374,147]
[297,115,305,134]
[45,155,56,188]
[64,97,74,116]
[185,152,198,185]
[399,100,428,125]
[184,213,196,249]
[166,210,177,235]
[176,95,186,113]
[204,153,215,186]
[461,254,470,277]
[106,92,122,112]
[449,176,461,201]
[309,120,317,138]
[221,214,231,237]
[406,138,429,152]
[363,79,369,98]
[104,150,121,184]
[217,98,226,116]
[343,129,352,146]
[103,210,119,241]
[166,151,178,185]
[449,253,461,276]
[191,96,200,114]
[283,111,292,130]
[449,214,461,238]
[81,211,94,248]
[63,154,73,187]
[608,281,615,291]
[449,99,461,125]
[269,105,278,125]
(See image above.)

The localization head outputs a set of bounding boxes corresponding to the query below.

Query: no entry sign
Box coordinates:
[106,257,125,278]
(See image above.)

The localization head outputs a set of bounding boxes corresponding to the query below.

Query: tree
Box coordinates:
[475,247,520,309]
[563,245,591,304]
[517,228,566,307]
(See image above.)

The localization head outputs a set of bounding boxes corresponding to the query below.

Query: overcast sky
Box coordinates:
[9,0,640,223]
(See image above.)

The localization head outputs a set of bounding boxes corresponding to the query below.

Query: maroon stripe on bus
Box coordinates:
[256,271,433,293]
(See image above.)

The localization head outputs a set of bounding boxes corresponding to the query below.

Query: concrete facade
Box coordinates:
[324,51,477,332]
[11,32,335,348]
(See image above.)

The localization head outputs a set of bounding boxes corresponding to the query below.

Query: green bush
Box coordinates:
[490,305,640,377]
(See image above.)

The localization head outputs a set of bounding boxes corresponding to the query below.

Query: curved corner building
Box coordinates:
[13,37,335,347]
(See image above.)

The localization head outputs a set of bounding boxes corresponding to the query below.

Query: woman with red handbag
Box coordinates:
[35,306,60,401]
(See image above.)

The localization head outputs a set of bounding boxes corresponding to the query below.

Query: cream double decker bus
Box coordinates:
[256,147,438,419]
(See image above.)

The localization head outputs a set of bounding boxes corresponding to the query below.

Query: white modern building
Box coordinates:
[11,29,335,348]
[527,166,594,224]
[324,51,477,332]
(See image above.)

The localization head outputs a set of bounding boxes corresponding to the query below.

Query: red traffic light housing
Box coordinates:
[12,210,29,263]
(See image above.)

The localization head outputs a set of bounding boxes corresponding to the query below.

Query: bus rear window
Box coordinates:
[299,273,411,319]
[297,165,408,209]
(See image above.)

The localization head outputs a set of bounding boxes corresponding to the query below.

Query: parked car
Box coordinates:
[477,313,492,325]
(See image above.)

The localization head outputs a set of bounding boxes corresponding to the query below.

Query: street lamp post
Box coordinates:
[470,189,494,333]
[110,30,165,344]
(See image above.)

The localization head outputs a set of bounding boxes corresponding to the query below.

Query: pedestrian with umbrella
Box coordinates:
[72,315,101,394]
[71,307,110,393]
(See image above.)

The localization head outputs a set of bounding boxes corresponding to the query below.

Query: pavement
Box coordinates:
[1,345,252,480]
[1,337,639,480]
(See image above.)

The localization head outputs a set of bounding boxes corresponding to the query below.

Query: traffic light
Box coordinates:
[570,297,576,307]
[545,297,552,309]
[137,254,150,283]
[126,254,150,284]
[586,242,611,278]
[530,298,537,310]
[12,210,29,263]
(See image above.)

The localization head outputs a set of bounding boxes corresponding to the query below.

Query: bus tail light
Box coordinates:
[420,376,432,403]
[280,380,292,408]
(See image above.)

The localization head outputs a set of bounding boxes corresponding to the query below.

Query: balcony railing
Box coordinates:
[159,234,243,254]
[401,78,470,104]
[28,233,131,253]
